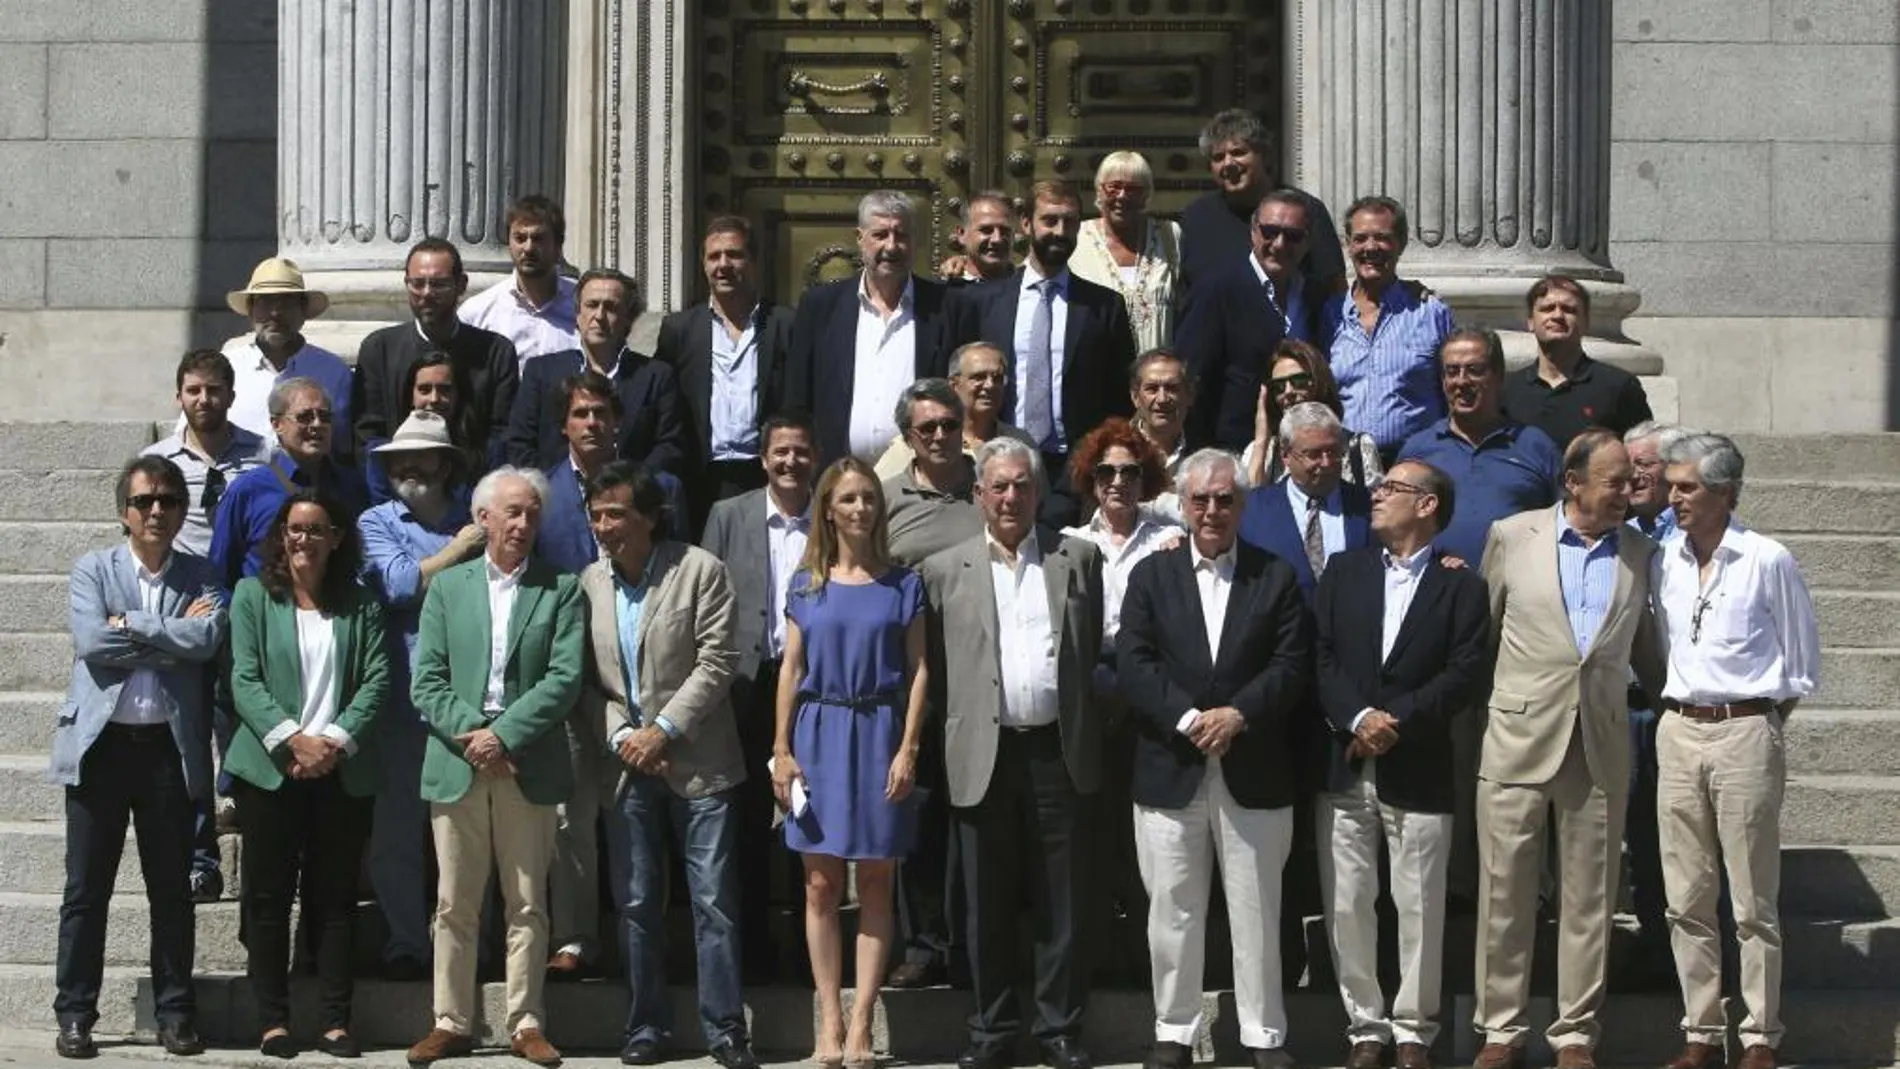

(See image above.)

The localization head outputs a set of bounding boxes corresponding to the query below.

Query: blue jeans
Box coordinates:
[604,775,745,1047]
[1626,707,1666,941]
[370,707,434,963]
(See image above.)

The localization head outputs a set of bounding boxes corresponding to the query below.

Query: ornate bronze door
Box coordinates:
[696,0,1280,302]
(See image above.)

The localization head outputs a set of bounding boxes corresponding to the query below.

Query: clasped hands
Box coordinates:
[284,733,343,779]
[1188,705,1246,758]
[455,727,517,777]
[1346,709,1400,760]
[615,725,671,777]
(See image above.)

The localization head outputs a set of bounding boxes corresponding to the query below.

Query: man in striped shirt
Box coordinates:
[1327,196,1455,467]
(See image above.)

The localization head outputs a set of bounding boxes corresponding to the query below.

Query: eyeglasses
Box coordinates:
[911,418,962,439]
[1093,462,1142,484]
[1099,181,1145,198]
[404,277,457,294]
[1269,372,1314,395]
[1370,478,1430,499]
[285,523,337,541]
[1187,491,1237,511]
[958,369,1006,384]
[1289,445,1344,464]
[284,408,334,426]
[1691,594,1713,644]
[1258,224,1307,245]
[127,493,185,513]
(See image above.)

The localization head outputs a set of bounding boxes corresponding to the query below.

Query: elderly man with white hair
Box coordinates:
[1650,434,1819,1069]
[405,465,585,1068]
[783,190,953,464]
[1117,448,1312,1069]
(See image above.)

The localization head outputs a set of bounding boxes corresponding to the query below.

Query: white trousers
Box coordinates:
[1316,772,1454,1047]
[1135,761,1294,1050]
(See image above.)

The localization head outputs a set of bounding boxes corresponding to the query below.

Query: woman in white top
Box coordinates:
[1067,151,1183,352]
[226,493,389,1059]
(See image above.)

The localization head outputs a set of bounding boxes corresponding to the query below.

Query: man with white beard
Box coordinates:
[357,411,486,979]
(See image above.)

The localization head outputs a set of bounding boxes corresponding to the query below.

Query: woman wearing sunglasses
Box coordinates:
[1243,339,1383,488]
[224,492,390,1059]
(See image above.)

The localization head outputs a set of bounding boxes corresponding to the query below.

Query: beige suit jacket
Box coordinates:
[580,542,745,799]
[1479,506,1666,790]
[919,531,1104,808]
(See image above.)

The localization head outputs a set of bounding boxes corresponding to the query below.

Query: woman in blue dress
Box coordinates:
[772,456,927,1068]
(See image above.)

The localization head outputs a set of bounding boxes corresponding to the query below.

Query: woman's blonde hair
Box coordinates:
[797,456,892,594]
[1095,150,1153,190]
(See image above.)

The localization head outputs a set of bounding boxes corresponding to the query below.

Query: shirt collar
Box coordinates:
[1673,515,1745,561]
[1434,416,1523,449]
[1023,260,1070,293]
[394,484,474,531]
[578,345,631,380]
[1286,478,1340,515]
[985,528,1041,567]
[1248,254,1301,297]
[510,272,575,315]
[1190,540,1236,574]
[710,298,762,326]
[414,319,458,344]
[1556,503,1620,549]
[242,337,306,372]
[858,273,915,311]
[765,490,812,527]
[1382,544,1432,576]
[125,544,174,583]
[484,554,527,586]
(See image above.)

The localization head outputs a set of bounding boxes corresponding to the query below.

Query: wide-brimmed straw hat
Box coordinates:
[226,257,330,318]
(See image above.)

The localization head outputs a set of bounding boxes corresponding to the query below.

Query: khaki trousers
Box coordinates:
[430,773,557,1036]
[1317,773,1454,1047]
[1474,731,1624,1052]
[550,711,610,960]
[1657,710,1786,1049]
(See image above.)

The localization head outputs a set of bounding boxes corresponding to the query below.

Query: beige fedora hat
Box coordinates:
[226,257,330,318]
[372,411,459,455]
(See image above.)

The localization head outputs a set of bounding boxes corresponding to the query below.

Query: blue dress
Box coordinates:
[783,567,924,859]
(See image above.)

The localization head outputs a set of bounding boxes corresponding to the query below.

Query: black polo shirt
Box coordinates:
[1501,353,1653,448]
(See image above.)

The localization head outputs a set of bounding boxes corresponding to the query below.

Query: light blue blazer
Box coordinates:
[46,545,227,799]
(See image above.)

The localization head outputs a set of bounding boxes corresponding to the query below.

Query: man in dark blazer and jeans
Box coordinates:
[1313,458,1490,1069]
[1117,448,1311,1069]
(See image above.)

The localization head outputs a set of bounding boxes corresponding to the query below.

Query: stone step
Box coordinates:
[1813,591,1900,647]
[1785,775,1900,847]
[0,421,159,473]
[0,633,76,692]
[1729,433,1900,483]
[0,820,238,896]
[1782,845,1900,919]
[1814,648,1900,709]
[1786,708,1900,775]
[0,754,60,822]
[0,575,70,634]
[0,522,123,576]
[0,471,121,521]
[1741,480,1900,536]
[0,692,61,755]
[1781,534,1900,592]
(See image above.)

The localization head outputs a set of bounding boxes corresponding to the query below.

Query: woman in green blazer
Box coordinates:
[226,492,389,1059]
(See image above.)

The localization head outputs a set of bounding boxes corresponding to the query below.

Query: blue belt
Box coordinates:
[800,689,900,710]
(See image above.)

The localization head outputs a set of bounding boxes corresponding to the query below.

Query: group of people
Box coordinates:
[46,105,1819,1069]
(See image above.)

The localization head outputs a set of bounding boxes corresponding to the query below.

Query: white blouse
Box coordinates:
[296,608,340,738]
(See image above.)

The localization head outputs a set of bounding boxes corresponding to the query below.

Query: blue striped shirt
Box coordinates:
[1328,283,1455,451]
[1557,507,1620,656]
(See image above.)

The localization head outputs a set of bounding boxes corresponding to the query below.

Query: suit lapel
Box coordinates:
[1040,537,1069,651]
[1060,281,1090,378]
[506,572,545,668]
[1214,550,1257,671]
[962,539,1001,660]
[689,307,716,442]
[585,564,628,704]
[1530,509,1585,661]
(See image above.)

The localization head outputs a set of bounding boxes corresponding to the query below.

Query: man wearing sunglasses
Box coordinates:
[1178,108,1344,301]
[885,378,988,568]
[144,350,273,558]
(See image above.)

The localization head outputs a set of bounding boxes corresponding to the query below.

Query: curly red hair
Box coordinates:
[1069,417,1172,507]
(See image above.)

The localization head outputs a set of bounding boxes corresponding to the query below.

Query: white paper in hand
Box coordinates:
[767,756,811,818]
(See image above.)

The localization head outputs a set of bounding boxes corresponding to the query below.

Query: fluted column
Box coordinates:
[278,0,567,338]
[1292,0,1660,376]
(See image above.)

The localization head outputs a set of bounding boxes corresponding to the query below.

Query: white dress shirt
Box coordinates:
[710,302,763,460]
[109,549,172,726]
[484,555,526,714]
[457,272,580,364]
[1351,545,1434,736]
[1011,262,1071,442]
[1654,519,1820,704]
[1286,479,1346,563]
[1061,507,1180,642]
[765,491,812,660]
[847,275,919,458]
[988,531,1060,728]
[1180,540,1238,734]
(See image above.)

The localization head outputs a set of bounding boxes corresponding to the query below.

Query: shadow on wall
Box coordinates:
[192,0,279,354]
[1891,37,1900,430]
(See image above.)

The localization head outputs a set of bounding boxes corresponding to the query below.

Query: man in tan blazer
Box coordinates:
[918,437,1103,1069]
[578,460,757,1069]
[1472,429,1666,1069]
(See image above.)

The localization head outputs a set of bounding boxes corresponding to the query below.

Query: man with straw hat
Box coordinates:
[220,257,353,459]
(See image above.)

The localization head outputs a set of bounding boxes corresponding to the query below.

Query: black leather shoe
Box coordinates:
[958,1045,1014,1069]
[710,1038,760,1069]
[1043,1038,1092,1069]
[317,1032,363,1058]
[1251,1047,1296,1069]
[260,1031,299,1059]
[158,1022,206,1056]
[188,868,223,904]
[55,1022,96,1060]
[621,1038,665,1065]
[1145,1042,1191,1069]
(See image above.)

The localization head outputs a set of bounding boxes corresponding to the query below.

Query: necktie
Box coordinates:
[1021,279,1056,449]
[1304,494,1327,579]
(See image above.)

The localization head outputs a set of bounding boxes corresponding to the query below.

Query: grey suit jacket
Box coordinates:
[48,546,227,799]
[700,488,774,680]
[580,542,745,799]
[1480,506,1666,791]
[919,531,1105,807]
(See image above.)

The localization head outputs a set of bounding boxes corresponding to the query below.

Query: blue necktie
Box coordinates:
[1022,279,1056,449]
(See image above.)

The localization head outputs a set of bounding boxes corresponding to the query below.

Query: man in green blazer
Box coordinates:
[405,466,583,1069]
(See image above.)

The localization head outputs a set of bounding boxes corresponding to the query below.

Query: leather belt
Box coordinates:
[1664,697,1775,722]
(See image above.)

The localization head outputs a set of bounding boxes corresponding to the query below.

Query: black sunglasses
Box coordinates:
[1258,224,1308,244]
[127,493,185,513]
[1093,462,1142,484]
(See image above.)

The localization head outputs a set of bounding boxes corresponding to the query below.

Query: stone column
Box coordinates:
[278,0,567,349]
[1290,0,1664,387]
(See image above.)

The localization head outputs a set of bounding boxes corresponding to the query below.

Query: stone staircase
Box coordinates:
[0,423,1894,1062]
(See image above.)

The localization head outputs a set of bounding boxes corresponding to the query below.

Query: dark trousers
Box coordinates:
[955,725,1089,1048]
[233,776,372,1033]
[732,660,790,977]
[1626,706,1667,941]
[55,724,198,1029]
[898,718,960,974]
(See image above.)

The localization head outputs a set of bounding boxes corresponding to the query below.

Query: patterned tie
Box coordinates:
[1304,493,1327,579]
[1021,278,1056,449]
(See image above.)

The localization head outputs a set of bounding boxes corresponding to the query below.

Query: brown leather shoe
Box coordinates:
[1733,1045,1775,1069]
[406,1029,475,1066]
[545,951,587,981]
[1663,1042,1724,1069]
[511,1028,562,1066]
[1397,1043,1431,1069]
[886,960,945,988]
[1473,1044,1523,1069]
[1347,1041,1387,1069]
[1554,1047,1596,1069]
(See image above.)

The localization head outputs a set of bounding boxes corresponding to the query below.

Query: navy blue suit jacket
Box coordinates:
[534,459,688,575]
[1237,479,1374,604]
[503,348,689,476]
[1173,257,1293,450]
[782,275,951,464]
[943,267,1136,453]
